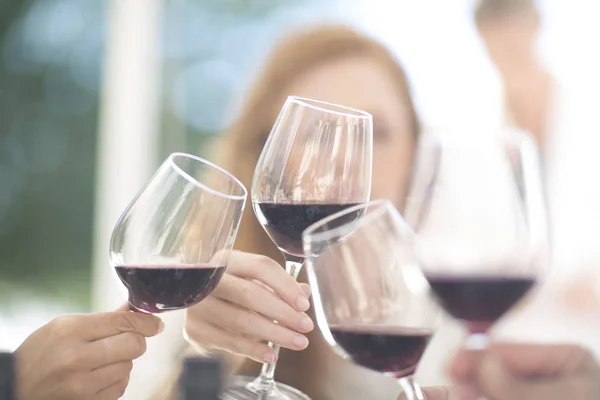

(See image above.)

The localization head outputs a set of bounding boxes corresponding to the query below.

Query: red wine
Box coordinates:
[426,275,535,333]
[329,325,432,378]
[115,264,226,313]
[253,203,361,257]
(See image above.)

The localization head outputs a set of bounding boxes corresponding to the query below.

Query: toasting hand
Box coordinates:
[15,307,163,400]
[184,250,313,365]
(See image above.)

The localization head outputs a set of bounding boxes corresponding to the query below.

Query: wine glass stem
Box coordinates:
[398,376,425,400]
[466,332,489,351]
[252,260,303,389]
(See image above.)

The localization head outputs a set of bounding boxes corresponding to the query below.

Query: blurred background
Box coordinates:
[1,0,599,397]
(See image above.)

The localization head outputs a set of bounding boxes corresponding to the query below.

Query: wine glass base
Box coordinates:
[221,375,311,400]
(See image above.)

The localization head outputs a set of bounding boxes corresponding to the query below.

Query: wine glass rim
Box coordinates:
[302,199,396,246]
[287,96,373,120]
[168,152,247,200]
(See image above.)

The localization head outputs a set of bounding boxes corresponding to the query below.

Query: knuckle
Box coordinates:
[48,316,76,338]
[252,254,274,266]
[58,345,85,371]
[253,255,282,273]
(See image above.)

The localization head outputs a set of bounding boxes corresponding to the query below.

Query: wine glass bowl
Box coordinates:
[404,129,548,346]
[223,96,373,400]
[304,199,438,400]
[109,153,247,314]
[252,96,373,262]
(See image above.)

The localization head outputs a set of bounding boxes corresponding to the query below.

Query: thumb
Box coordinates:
[477,353,571,400]
[116,303,131,312]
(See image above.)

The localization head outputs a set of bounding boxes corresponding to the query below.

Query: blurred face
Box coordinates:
[278,56,416,208]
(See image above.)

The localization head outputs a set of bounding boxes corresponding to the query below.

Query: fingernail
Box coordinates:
[300,316,314,331]
[292,335,309,349]
[264,352,277,363]
[296,296,310,311]
[158,321,165,333]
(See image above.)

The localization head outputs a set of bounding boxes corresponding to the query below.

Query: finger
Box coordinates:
[184,316,277,364]
[224,251,310,311]
[95,378,129,400]
[448,347,483,383]
[115,303,130,312]
[212,275,313,333]
[488,343,594,377]
[80,311,164,340]
[476,353,573,400]
[88,332,147,367]
[201,296,309,351]
[300,283,311,298]
[90,361,133,393]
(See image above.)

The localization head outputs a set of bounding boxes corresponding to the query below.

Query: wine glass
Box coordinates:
[223,96,373,400]
[303,199,439,400]
[403,128,549,350]
[110,152,247,314]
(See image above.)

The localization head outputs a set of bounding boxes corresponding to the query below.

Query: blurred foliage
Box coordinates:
[0,0,102,306]
[0,0,324,309]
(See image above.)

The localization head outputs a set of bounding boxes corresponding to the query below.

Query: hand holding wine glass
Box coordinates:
[14,309,163,400]
[110,153,247,314]
[184,250,313,365]
[223,96,372,400]
[304,200,439,400]
[404,129,549,349]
